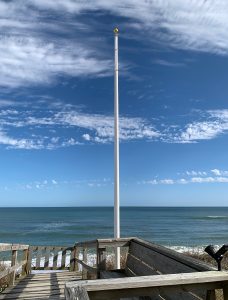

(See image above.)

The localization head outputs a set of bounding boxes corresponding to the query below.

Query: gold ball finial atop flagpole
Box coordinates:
[114,27,119,34]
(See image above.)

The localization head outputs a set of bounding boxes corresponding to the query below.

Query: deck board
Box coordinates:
[0,271,81,300]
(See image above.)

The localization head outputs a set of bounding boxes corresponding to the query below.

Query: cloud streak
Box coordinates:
[139,168,228,185]
[0,102,159,149]
[1,1,228,88]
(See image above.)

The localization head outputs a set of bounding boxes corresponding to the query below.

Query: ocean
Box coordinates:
[1,207,228,250]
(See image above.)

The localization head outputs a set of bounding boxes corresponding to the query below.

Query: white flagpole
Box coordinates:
[114,27,120,269]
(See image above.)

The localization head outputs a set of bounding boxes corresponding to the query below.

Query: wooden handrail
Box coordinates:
[75,240,97,248]
[0,260,27,280]
[65,271,228,300]
[0,243,29,251]
[97,237,134,248]
[75,258,98,274]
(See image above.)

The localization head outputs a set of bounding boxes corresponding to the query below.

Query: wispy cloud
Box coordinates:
[2,177,112,191]
[140,176,228,185]
[139,168,228,185]
[211,169,228,176]
[29,0,228,56]
[166,109,228,143]
[0,36,112,88]
[153,59,185,67]
[1,1,228,89]
[0,101,159,149]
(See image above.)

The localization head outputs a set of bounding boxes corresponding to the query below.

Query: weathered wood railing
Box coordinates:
[0,243,29,286]
[65,271,228,300]
[74,240,98,279]
[96,237,132,274]
[0,240,100,288]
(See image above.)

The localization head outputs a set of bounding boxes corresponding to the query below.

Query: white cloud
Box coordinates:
[1,1,228,88]
[0,102,160,149]
[167,109,228,143]
[29,0,228,55]
[0,36,112,88]
[82,134,91,141]
[58,111,160,142]
[211,169,228,176]
[140,173,228,185]
[153,59,185,67]
[211,169,221,176]
[191,177,228,183]
[175,121,223,143]
[186,171,207,176]
[52,179,57,185]
[160,179,174,185]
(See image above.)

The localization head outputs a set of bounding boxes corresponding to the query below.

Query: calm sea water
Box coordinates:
[0,207,228,247]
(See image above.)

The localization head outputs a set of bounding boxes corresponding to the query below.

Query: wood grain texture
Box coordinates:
[132,238,215,272]
[0,271,81,300]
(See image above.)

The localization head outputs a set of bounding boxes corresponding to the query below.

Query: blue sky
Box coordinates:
[1,0,228,206]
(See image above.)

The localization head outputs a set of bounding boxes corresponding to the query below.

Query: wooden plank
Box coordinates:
[11,244,29,251]
[126,253,160,276]
[53,248,59,270]
[70,247,76,271]
[75,240,97,248]
[97,237,134,248]
[66,271,228,292]
[9,249,17,286]
[132,238,214,272]
[100,270,127,279]
[129,241,197,274]
[22,248,29,275]
[86,283,221,300]
[75,258,97,274]
[65,285,90,300]
[44,247,50,269]
[0,243,29,252]
[61,248,67,269]
[27,247,34,273]
[125,266,136,277]
[158,286,202,300]
[36,247,42,269]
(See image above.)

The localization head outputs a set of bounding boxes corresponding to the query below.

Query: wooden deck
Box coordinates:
[1,238,228,300]
[0,271,81,300]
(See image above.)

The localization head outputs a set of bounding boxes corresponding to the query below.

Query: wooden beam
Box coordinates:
[66,272,228,300]
[0,243,29,252]
[97,237,134,248]
[65,286,90,300]
[75,258,97,274]
[132,238,215,272]
[75,240,97,248]
[66,271,228,292]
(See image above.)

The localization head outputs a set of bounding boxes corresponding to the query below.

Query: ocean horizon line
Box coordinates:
[1,205,228,208]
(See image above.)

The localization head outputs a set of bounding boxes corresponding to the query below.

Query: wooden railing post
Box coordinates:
[97,247,106,273]
[75,247,79,272]
[22,248,29,276]
[82,247,87,279]
[70,246,76,271]
[26,247,32,274]
[9,248,17,286]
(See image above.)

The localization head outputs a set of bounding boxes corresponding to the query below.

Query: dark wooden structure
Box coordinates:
[0,238,228,300]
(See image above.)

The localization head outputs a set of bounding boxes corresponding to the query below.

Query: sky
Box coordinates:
[1,0,228,206]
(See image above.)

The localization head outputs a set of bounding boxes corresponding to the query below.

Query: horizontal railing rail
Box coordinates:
[97,237,134,249]
[75,240,97,248]
[0,243,29,286]
[0,243,29,252]
[65,271,228,300]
